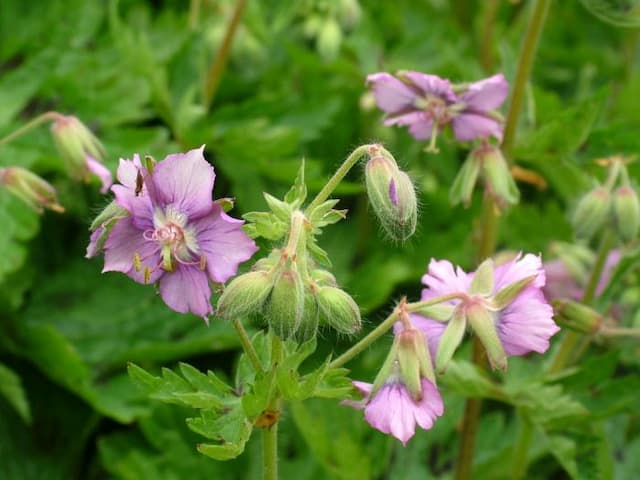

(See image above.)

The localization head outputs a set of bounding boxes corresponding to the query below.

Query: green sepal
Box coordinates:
[435,306,467,374]
[284,159,307,208]
[469,258,494,296]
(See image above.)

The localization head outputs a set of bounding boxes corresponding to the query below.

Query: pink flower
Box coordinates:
[366,71,508,150]
[92,146,258,320]
[349,379,444,445]
[416,254,559,370]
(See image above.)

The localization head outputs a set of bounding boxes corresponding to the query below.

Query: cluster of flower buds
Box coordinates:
[450,143,520,208]
[51,114,112,193]
[0,166,64,213]
[572,156,640,242]
[218,209,361,340]
[364,144,418,241]
[366,71,509,152]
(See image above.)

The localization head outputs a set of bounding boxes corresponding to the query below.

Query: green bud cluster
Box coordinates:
[450,144,519,208]
[0,166,64,213]
[572,158,640,242]
[364,145,418,241]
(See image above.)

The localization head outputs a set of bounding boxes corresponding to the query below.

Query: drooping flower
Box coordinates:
[366,71,508,151]
[0,166,64,213]
[89,146,258,320]
[345,311,444,444]
[51,114,112,193]
[415,254,559,371]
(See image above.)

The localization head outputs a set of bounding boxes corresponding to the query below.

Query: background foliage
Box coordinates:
[0,0,639,478]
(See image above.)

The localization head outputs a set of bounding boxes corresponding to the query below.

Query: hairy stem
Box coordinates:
[0,111,63,146]
[262,422,278,480]
[202,0,248,110]
[501,0,552,160]
[305,144,374,214]
[232,318,263,373]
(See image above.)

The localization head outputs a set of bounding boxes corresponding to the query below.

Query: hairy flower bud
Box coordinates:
[365,154,417,241]
[316,285,361,334]
[477,145,519,207]
[297,286,320,342]
[613,185,640,241]
[217,271,274,320]
[572,186,611,239]
[0,166,64,213]
[450,153,481,207]
[552,299,602,334]
[267,269,305,338]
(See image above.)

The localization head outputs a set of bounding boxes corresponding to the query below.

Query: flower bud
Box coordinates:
[613,185,640,241]
[552,299,601,334]
[267,269,305,338]
[296,286,319,342]
[450,154,481,207]
[317,17,342,61]
[365,155,417,241]
[476,145,519,207]
[316,286,361,334]
[572,186,611,240]
[0,166,64,213]
[217,271,274,320]
[51,115,105,176]
[310,268,337,287]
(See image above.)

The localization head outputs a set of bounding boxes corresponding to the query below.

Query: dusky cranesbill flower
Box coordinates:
[345,311,444,444]
[91,146,257,320]
[415,254,559,371]
[366,71,508,151]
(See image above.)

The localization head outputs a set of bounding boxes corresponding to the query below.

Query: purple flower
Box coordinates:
[416,254,559,370]
[349,379,444,445]
[93,146,258,320]
[366,71,508,151]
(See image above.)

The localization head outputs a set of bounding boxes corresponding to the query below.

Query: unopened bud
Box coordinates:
[217,271,274,320]
[0,167,64,213]
[476,145,519,207]
[613,185,640,241]
[450,153,481,207]
[572,186,611,240]
[310,268,337,287]
[553,299,601,334]
[316,286,361,334]
[337,0,361,29]
[297,286,319,342]
[365,154,417,241]
[317,17,342,61]
[267,269,305,338]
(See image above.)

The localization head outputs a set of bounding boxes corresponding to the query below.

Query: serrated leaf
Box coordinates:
[284,160,307,207]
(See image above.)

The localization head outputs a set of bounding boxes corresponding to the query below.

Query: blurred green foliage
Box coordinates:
[0,0,639,478]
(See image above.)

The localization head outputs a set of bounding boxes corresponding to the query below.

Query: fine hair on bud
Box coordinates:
[217,270,274,320]
[316,286,361,335]
[296,286,320,342]
[571,186,611,240]
[267,269,305,339]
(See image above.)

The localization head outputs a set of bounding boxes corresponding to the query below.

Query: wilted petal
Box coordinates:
[158,265,213,319]
[367,73,418,113]
[152,146,215,219]
[192,205,258,283]
[86,155,113,194]
[452,113,503,141]
[461,74,509,111]
[103,217,162,284]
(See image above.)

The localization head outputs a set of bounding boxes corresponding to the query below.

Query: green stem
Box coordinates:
[599,327,640,337]
[501,0,552,160]
[188,0,201,30]
[511,411,534,479]
[232,318,264,373]
[548,229,616,373]
[305,144,373,214]
[0,111,62,146]
[480,0,500,73]
[202,0,248,110]
[262,423,278,480]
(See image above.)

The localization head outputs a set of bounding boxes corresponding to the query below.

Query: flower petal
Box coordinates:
[158,265,213,319]
[367,73,418,113]
[192,205,258,283]
[86,155,113,194]
[402,72,456,102]
[461,73,509,111]
[413,379,444,430]
[152,146,215,219]
[452,113,503,141]
[421,259,470,299]
[493,253,545,291]
[103,217,162,284]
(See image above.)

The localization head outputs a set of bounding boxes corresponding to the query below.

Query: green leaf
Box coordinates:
[284,160,307,208]
[0,363,31,423]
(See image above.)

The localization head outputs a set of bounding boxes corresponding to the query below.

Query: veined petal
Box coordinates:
[413,379,444,429]
[402,71,456,102]
[152,146,215,219]
[367,73,418,113]
[421,258,470,299]
[452,113,503,141]
[493,253,545,291]
[461,73,509,111]
[192,205,258,283]
[158,265,213,319]
[103,217,162,284]
[86,155,113,194]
